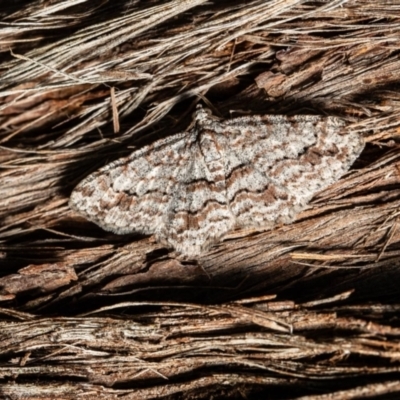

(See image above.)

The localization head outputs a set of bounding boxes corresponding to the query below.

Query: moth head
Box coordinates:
[193,104,212,124]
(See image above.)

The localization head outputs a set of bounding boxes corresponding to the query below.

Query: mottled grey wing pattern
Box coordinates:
[215,114,364,227]
[70,132,193,236]
[70,109,238,255]
[70,106,364,257]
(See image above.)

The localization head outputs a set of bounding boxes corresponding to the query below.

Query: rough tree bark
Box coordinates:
[0,1,400,399]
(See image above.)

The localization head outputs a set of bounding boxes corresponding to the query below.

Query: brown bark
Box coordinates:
[0,0,400,399]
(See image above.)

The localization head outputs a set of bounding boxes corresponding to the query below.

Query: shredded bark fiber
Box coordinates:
[0,0,400,399]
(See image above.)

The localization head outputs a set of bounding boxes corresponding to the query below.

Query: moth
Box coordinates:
[70,106,364,257]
